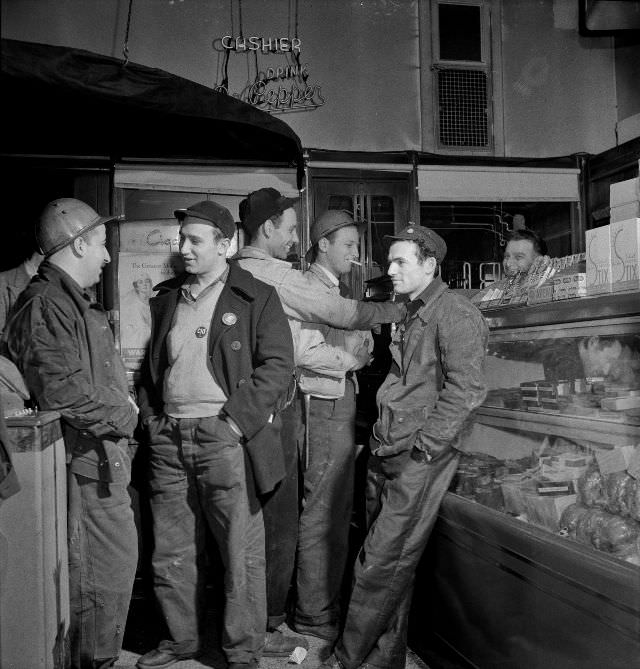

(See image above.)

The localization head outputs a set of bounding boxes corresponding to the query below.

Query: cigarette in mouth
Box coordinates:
[350,259,363,266]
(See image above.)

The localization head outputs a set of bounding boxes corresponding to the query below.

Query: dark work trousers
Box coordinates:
[67,440,138,669]
[261,399,301,630]
[148,415,266,665]
[294,379,357,629]
[335,446,460,669]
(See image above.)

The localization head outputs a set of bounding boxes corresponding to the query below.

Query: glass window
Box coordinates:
[370,196,395,222]
[439,3,482,62]
[327,195,354,217]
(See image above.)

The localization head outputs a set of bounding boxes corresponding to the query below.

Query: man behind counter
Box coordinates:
[502,228,549,278]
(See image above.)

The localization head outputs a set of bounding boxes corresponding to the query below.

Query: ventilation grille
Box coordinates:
[437,69,489,148]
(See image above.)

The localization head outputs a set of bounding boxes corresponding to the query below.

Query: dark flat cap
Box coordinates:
[174,200,236,239]
[386,224,447,264]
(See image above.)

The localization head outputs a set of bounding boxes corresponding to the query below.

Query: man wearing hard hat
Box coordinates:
[2,198,139,669]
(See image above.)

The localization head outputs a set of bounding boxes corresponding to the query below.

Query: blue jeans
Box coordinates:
[335,446,460,669]
[148,415,266,664]
[294,380,356,628]
[67,440,137,669]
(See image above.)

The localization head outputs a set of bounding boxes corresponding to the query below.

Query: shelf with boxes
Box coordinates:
[587,175,640,296]
[455,291,640,564]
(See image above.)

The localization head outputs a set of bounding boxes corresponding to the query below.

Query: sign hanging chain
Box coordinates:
[122,0,134,66]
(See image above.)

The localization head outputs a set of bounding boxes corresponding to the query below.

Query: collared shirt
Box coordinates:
[296,263,373,399]
[164,267,229,418]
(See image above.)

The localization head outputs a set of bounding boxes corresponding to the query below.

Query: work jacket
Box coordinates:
[1,261,137,481]
[372,276,488,459]
[138,262,295,494]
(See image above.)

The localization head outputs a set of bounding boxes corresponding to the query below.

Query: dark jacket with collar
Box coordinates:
[138,262,295,493]
[372,276,488,459]
[1,261,137,481]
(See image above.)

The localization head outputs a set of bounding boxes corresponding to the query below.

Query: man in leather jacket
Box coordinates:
[323,224,488,669]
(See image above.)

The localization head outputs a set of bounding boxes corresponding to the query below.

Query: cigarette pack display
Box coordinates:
[610,217,640,292]
[527,281,554,304]
[551,272,587,300]
[585,225,612,295]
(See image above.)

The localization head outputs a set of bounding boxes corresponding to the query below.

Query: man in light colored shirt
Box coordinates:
[137,200,297,669]
[234,188,402,641]
[293,210,373,642]
[0,238,43,333]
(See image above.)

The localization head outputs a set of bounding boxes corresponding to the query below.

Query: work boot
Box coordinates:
[262,629,309,657]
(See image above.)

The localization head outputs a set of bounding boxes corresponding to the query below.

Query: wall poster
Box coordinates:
[117,220,182,377]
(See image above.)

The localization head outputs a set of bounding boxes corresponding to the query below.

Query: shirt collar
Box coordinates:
[42,260,94,305]
[234,245,292,267]
[406,276,445,319]
[311,263,339,287]
[180,266,229,303]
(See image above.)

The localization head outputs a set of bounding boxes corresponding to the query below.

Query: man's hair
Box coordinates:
[413,237,438,265]
[507,228,547,256]
[307,228,339,263]
[395,237,440,276]
[246,211,283,244]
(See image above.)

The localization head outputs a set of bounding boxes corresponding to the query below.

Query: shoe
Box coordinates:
[291,620,340,642]
[320,654,344,669]
[136,645,200,669]
[262,629,309,657]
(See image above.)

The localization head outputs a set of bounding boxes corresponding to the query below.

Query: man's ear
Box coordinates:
[317,237,330,253]
[263,219,275,237]
[71,236,86,258]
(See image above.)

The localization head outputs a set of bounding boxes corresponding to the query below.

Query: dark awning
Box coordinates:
[1,39,304,186]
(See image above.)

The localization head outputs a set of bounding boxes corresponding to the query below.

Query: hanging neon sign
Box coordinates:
[220,35,301,53]
[213,35,326,114]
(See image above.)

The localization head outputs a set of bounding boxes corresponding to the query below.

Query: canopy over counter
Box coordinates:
[1,38,304,188]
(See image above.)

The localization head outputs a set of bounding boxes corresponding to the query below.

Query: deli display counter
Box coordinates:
[412,292,640,669]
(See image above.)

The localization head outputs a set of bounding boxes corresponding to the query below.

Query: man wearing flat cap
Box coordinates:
[136,200,297,669]
[234,189,403,641]
[322,225,488,669]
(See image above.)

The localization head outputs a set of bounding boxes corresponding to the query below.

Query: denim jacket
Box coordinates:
[372,277,488,459]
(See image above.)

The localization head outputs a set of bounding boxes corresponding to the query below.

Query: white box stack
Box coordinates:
[609,176,640,293]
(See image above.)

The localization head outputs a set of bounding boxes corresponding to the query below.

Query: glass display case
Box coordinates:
[411,293,640,669]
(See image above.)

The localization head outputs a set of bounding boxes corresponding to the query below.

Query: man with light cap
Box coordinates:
[136,200,297,669]
[234,189,403,641]
[322,224,488,669]
[2,197,139,669]
[290,209,374,643]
